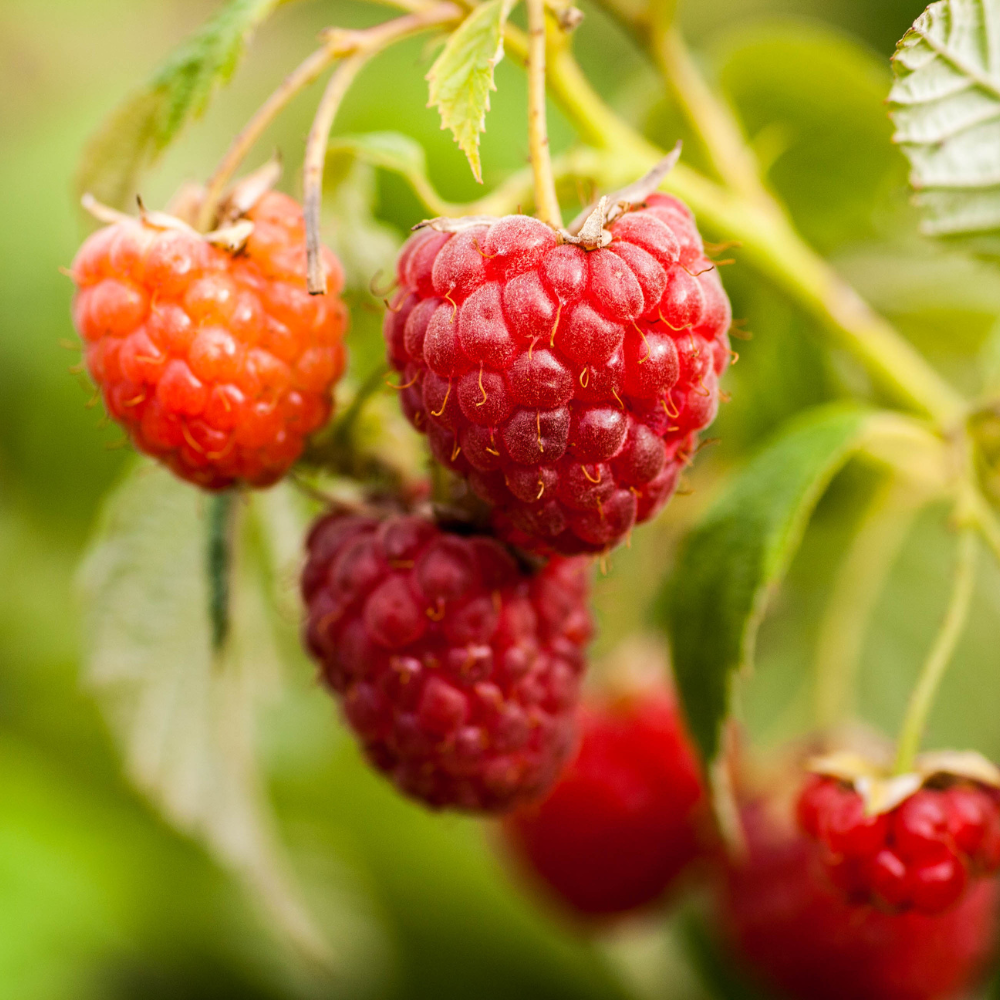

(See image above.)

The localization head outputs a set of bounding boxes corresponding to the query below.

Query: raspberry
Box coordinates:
[796,775,1000,914]
[301,510,593,811]
[384,197,732,554]
[721,802,999,1000]
[503,687,704,915]
[70,192,348,488]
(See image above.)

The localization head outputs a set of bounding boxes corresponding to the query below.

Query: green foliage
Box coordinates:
[76,464,333,969]
[657,405,874,761]
[76,0,288,208]
[426,0,517,183]
[715,21,902,253]
[890,0,1000,255]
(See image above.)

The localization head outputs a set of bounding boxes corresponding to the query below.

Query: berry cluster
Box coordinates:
[301,510,592,811]
[505,689,704,915]
[797,775,1000,914]
[723,803,999,1000]
[384,197,732,554]
[71,192,347,488]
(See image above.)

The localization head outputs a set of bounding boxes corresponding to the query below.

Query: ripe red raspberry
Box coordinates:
[797,775,1000,914]
[503,687,705,915]
[301,510,593,811]
[720,802,999,1000]
[383,196,732,554]
[70,192,348,488]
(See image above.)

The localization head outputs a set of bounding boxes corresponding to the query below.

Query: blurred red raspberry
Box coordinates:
[721,801,999,1000]
[301,510,593,811]
[504,688,704,915]
[798,775,1000,914]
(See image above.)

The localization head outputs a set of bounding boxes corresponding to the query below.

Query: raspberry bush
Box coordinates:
[49,0,1000,993]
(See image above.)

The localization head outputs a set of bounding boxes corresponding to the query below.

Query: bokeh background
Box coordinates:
[4,0,1000,997]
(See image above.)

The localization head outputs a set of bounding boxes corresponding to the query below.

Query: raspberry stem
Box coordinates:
[304,53,370,294]
[526,0,562,228]
[813,478,923,729]
[197,43,342,232]
[207,490,238,652]
[893,526,977,775]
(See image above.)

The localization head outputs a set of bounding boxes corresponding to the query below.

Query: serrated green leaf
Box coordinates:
[426,0,516,183]
[76,463,332,967]
[889,0,1000,246]
[656,405,875,762]
[77,0,287,208]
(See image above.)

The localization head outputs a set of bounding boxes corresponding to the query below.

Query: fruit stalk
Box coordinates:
[893,526,977,774]
[304,53,370,294]
[525,0,562,228]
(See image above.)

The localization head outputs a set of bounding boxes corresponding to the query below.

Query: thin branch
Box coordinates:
[198,45,339,232]
[893,526,978,774]
[814,478,922,729]
[304,54,369,294]
[653,27,768,204]
[526,0,562,227]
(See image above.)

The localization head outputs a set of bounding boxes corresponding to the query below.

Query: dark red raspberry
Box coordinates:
[721,802,999,1000]
[71,192,348,488]
[503,687,704,915]
[384,196,732,554]
[796,774,1000,914]
[301,510,593,811]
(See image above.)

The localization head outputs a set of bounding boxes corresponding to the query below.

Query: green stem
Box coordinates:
[814,478,922,729]
[893,526,978,774]
[653,25,767,203]
[207,490,238,653]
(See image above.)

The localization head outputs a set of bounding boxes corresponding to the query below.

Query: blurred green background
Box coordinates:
[4,0,1000,997]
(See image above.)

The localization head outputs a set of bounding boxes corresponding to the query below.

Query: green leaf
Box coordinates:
[77,0,287,208]
[889,0,1000,250]
[76,463,332,968]
[657,405,876,762]
[426,0,516,183]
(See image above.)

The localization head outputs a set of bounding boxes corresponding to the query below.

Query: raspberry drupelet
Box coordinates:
[301,510,593,811]
[383,195,732,555]
[71,192,348,489]
[797,774,1000,915]
[504,687,705,915]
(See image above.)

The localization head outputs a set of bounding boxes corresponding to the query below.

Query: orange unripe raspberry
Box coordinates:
[70,192,348,489]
